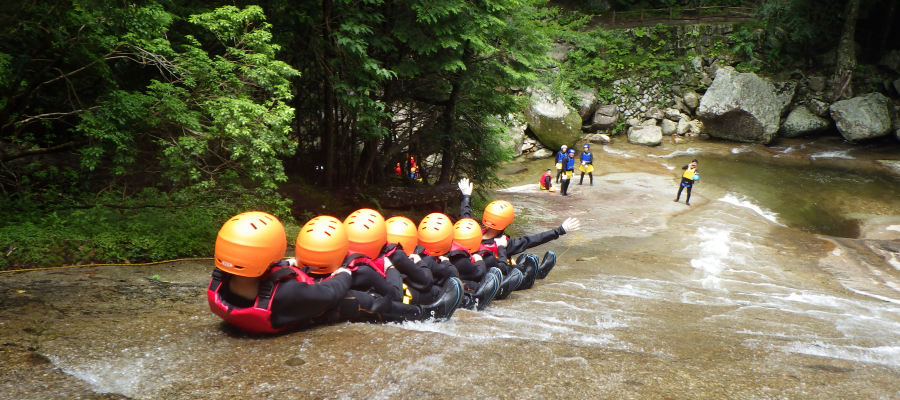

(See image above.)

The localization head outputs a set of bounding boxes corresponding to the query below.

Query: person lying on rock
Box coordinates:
[207,211,462,334]
[397,212,504,310]
[457,178,582,290]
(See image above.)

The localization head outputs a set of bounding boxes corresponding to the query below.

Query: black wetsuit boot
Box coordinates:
[579,173,584,185]
[495,268,524,300]
[378,278,463,322]
[515,253,539,290]
[461,267,501,311]
[589,173,593,186]
[536,251,557,280]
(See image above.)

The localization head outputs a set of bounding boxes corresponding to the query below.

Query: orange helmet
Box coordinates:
[453,218,482,253]
[385,216,418,252]
[417,213,454,256]
[344,208,387,258]
[296,216,349,274]
[214,211,286,277]
[482,200,514,230]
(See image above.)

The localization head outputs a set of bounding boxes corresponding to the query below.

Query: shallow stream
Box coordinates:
[3,135,900,399]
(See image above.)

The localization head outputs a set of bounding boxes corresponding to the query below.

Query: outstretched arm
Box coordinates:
[458,178,474,219]
[505,217,581,255]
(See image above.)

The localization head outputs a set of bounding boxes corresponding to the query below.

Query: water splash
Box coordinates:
[718,193,781,224]
[810,150,855,160]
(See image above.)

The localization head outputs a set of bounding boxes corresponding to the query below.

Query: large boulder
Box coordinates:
[575,90,598,121]
[529,148,554,159]
[770,81,797,117]
[627,125,662,146]
[829,93,893,142]
[497,122,527,157]
[683,90,701,110]
[585,105,618,132]
[779,106,831,138]
[697,67,783,144]
[525,89,583,150]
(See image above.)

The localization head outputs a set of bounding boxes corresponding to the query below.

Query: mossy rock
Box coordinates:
[524,90,582,150]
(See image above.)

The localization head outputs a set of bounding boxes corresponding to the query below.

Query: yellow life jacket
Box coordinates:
[682,167,696,180]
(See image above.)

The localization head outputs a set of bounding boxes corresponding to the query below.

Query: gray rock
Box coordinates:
[770,80,797,117]
[671,96,691,114]
[627,125,662,146]
[691,56,704,72]
[525,89,583,150]
[808,76,826,93]
[549,42,573,62]
[676,118,690,135]
[689,119,705,134]
[894,78,900,96]
[683,90,701,110]
[640,119,658,127]
[529,148,554,159]
[829,93,893,142]
[808,99,830,117]
[587,107,618,132]
[498,123,527,157]
[778,106,831,138]
[575,90,598,121]
[663,108,682,120]
[697,67,783,144]
[673,136,688,144]
[661,119,677,136]
[627,118,641,127]
[877,160,900,177]
[645,107,665,120]
[639,105,647,113]
[700,73,713,86]
[879,50,900,74]
[585,133,611,144]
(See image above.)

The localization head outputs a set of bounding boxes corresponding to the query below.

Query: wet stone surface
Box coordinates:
[3,137,900,399]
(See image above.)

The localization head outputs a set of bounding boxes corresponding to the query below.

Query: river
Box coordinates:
[2,135,900,399]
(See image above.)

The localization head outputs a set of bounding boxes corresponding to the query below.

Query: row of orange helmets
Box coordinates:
[215,200,516,278]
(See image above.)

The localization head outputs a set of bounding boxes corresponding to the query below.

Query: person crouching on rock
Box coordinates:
[555,145,568,183]
[674,159,699,206]
[457,179,581,292]
[540,169,554,192]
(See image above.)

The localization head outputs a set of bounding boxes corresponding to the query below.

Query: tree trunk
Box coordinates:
[321,0,336,188]
[437,80,462,185]
[833,0,861,101]
[877,0,897,60]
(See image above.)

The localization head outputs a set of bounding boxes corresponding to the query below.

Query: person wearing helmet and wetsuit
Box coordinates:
[456,179,581,296]
[554,145,568,183]
[674,159,699,206]
[579,144,594,186]
[559,148,576,196]
[207,212,463,334]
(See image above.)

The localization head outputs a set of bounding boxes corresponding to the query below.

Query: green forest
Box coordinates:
[1,0,896,269]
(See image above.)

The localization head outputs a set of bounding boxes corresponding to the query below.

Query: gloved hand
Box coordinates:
[493,235,508,248]
[582,161,586,165]
[383,257,394,270]
[471,254,483,262]
[561,217,581,233]
[458,178,473,196]
[408,253,422,263]
[332,267,351,276]
[285,258,298,267]
[438,256,450,263]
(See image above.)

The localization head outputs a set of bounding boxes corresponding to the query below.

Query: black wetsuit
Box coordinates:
[676,164,697,205]
[560,155,575,196]
[460,195,568,259]
[310,255,404,301]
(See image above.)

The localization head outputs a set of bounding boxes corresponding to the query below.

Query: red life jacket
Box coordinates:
[368,244,400,272]
[343,252,387,277]
[540,172,551,188]
[207,265,320,334]
[477,229,511,262]
[422,241,469,258]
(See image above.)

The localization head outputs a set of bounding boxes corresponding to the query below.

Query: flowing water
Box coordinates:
[3,135,900,399]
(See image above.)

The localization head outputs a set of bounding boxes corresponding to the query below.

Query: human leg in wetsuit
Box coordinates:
[675,178,693,205]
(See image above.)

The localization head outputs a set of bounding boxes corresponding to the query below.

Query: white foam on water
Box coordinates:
[731,146,751,154]
[783,342,900,367]
[645,148,703,158]
[887,225,900,232]
[810,150,855,160]
[718,192,781,224]
[498,183,540,193]
[602,146,633,157]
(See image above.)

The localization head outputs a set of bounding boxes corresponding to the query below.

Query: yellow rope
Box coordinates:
[557,233,593,262]
[0,257,215,274]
